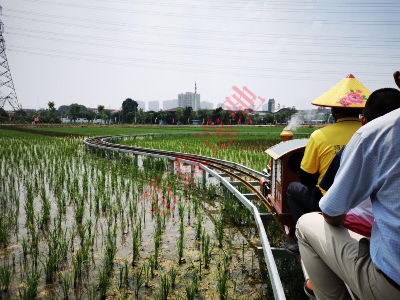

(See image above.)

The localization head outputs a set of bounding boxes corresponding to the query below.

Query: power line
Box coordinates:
[20,0,400,13]
[6,10,400,42]
[14,0,400,24]
[7,31,400,60]
[5,29,396,68]
[7,26,400,53]
[89,0,400,7]
[7,44,394,80]
[9,46,392,85]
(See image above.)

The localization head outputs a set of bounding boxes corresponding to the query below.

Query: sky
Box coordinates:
[1,0,399,111]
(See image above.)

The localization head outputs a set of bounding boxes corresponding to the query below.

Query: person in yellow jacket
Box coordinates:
[284,74,370,256]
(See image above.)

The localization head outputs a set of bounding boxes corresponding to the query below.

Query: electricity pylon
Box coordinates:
[0,7,21,112]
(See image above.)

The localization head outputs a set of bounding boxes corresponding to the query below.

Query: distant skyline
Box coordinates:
[1,0,399,111]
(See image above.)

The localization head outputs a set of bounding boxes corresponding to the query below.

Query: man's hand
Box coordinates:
[394,71,400,89]
[322,212,346,226]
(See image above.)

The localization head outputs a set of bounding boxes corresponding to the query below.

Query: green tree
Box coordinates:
[254,112,260,124]
[176,108,183,124]
[197,109,207,123]
[138,108,145,124]
[183,107,193,124]
[69,104,81,122]
[98,105,105,123]
[264,113,274,124]
[122,98,138,123]
[148,112,154,124]
[48,101,58,123]
[219,109,227,124]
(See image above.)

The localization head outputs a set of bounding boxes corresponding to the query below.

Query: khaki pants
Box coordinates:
[296,213,400,300]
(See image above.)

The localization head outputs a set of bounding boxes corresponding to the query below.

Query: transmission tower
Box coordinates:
[0,6,21,112]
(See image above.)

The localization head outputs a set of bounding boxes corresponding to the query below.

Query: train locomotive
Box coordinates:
[260,130,309,230]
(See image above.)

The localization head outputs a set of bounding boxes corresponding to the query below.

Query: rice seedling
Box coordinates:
[41,251,59,283]
[217,254,230,300]
[72,249,86,288]
[134,265,145,299]
[154,226,162,268]
[195,212,202,240]
[24,182,35,226]
[131,225,142,267]
[149,255,155,278]
[178,201,185,223]
[215,216,224,248]
[158,272,171,300]
[0,213,10,246]
[143,262,150,288]
[185,280,196,300]
[18,265,40,300]
[40,186,51,228]
[177,222,184,264]
[0,265,12,292]
[169,265,177,289]
[201,230,212,269]
[119,261,129,289]
[98,267,109,299]
[60,272,72,300]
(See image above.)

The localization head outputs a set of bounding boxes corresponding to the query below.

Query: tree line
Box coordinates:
[1,98,297,125]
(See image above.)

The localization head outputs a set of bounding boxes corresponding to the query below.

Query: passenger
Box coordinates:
[317,72,400,238]
[297,86,400,300]
[285,74,368,255]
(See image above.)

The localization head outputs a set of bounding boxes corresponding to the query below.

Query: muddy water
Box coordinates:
[0,137,278,299]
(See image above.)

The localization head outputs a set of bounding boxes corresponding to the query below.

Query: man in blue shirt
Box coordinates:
[297,86,400,299]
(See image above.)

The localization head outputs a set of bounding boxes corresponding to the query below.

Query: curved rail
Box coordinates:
[84,133,298,300]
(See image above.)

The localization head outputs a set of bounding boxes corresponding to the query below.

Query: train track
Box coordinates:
[84,133,302,300]
[85,134,290,231]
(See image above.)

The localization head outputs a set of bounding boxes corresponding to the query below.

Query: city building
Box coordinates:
[268,99,275,112]
[178,92,200,111]
[200,101,214,110]
[163,99,179,110]
[262,104,269,111]
[148,100,159,111]
[136,100,145,111]
[178,82,200,111]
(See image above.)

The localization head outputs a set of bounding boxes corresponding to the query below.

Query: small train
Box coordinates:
[261,130,309,230]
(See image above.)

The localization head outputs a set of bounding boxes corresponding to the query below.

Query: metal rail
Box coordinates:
[84,133,295,300]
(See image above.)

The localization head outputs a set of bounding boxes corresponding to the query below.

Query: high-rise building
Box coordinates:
[178,92,200,111]
[148,101,159,111]
[163,99,179,110]
[200,101,214,110]
[262,104,269,111]
[268,99,275,112]
[136,100,145,111]
[178,82,200,111]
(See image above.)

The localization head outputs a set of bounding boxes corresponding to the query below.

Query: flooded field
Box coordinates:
[0,129,305,299]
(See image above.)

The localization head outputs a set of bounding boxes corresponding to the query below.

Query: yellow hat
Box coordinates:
[312,74,371,108]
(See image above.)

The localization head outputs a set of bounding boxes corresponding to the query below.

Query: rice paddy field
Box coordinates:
[0,126,313,299]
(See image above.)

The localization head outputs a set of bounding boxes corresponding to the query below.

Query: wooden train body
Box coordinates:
[265,139,309,228]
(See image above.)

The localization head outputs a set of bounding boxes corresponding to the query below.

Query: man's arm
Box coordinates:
[320,133,375,218]
[322,212,346,226]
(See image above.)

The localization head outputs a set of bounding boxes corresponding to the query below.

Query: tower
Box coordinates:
[193,81,199,111]
[0,8,21,112]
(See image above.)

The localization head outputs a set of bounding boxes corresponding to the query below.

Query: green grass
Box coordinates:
[8,124,316,137]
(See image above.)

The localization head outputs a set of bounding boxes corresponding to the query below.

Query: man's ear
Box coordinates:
[360,116,368,126]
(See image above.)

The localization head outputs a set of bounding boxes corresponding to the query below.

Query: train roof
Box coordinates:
[265,139,309,160]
